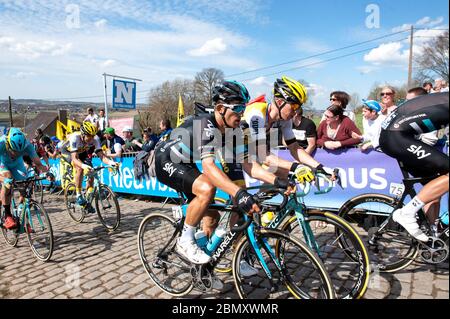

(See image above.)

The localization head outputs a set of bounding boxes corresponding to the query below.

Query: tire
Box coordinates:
[1,197,21,247]
[138,211,193,297]
[25,200,54,262]
[281,211,370,299]
[64,182,85,223]
[338,193,418,273]
[95,185,120,231]
[232,228,335,299]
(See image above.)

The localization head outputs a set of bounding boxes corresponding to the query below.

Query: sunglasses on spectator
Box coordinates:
[222,103,246,114]
[330,98,339,102]
[380,92,394,96]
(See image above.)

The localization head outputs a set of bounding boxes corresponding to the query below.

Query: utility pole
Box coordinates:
[407,25,414,89]
[8,96,13,127]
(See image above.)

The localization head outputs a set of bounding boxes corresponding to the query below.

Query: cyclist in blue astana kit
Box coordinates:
[379,92,449,242]
[155,80,290,266]
[0,128,49,229]
[60,122,119,212]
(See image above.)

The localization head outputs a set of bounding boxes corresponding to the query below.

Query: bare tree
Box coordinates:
[194,68,224,105]
[415,31,449,83]
[138,79,195,132]
[348,92,361,111]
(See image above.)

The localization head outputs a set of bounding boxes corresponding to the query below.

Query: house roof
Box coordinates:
[24,112,59,137]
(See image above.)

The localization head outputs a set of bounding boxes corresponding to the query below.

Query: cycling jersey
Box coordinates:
[0,135,38,180]
[242,100,297,147]
[380,92,449,177]
[155,114,247,199]
[60,132,102,165]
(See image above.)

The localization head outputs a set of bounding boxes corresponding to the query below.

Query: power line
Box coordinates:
[226,30,411,78]
[241,39,410,81]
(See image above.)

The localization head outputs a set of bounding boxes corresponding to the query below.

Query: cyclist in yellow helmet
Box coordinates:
[60,121,119,211]
[242,76,336,182]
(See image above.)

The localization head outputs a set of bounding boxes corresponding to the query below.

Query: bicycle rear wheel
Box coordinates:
[137,210,193,297]
[232,228,334,299]
[95,184,120,231]
[338,194,418,272]
[64,182,85,223]
[281,211,370,299]
[25,200,54,262]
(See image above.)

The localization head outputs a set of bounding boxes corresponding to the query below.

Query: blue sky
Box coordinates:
[0,0,448,110]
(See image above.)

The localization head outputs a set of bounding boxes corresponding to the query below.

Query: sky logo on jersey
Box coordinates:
[163,163,177,177]
[407,144,431,159]
[204,120,216,138]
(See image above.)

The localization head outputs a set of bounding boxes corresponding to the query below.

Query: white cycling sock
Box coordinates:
[180,223,196,244]
[401,196,425,218]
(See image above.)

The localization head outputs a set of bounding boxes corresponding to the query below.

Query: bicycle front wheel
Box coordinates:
[338,194,418,273]
[232,228,334,299]
[25,200,54,262]
[281,211,370,299]
[64,182,85,223]
[138,210,193,297]
[33,180,44,204]
[95,184,120,231]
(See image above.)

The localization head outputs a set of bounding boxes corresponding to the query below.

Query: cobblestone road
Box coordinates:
[0,194,448,299]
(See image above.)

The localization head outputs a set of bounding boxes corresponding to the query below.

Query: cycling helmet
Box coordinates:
[80,121,98,136]
[6,127,27,152]
[362,99,381,112]
[212,80,250,105]
[273,76,308,105]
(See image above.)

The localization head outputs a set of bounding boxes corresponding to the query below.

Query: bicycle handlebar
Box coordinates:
[230,217,252,232]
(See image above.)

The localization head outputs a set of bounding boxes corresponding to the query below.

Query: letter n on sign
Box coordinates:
[113,79,136,109]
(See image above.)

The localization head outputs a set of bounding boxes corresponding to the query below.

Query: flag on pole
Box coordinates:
[67,119,81,133]
[177,94,185,127]
[56,120,67,141]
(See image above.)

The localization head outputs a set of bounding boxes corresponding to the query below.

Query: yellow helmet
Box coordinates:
[80,121,97,136]
[273,76,308,105]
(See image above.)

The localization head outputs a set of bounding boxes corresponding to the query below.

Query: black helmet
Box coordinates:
[212,80,250,105]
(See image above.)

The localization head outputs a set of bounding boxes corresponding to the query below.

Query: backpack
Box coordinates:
[147,150,157,177]
[133,150,150,180]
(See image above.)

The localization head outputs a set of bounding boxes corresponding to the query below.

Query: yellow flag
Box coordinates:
[177,94,185,127]
[67,119,81,133]
[56,120,67,141]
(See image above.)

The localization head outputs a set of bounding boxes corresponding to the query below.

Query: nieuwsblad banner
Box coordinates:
[44,148,448,211]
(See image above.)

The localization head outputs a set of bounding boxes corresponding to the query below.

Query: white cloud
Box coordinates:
[392,24,413,33]
[12,71,36,79]
[427,16,444,27]
[94,19,108,29]
[356,66,377,75]
[187,38,227,57]
[416,17,431,26]
[100,59,117,68]
[249,76,269,86]
[364,42,409,66]
[306,83,326,97]
[5,39,73,59]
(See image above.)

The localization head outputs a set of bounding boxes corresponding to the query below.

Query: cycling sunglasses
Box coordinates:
[222,103,246,114]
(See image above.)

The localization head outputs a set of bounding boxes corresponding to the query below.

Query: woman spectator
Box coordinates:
[321,91,355,122]
[379,86,397,116]
[317,104,362,150]
[351,100,385,152]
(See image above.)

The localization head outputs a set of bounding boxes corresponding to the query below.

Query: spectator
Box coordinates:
[423,81,433,93]
[317,104,362,150]
[143,127,159,145]
[84,107,99,127]
[321,91,355,122]
[431,79,443,93]
[122,126,142,153]
[97,108,109,135]
[406,87,438,146]
[158,119,173,142]
[379,86,397,116]
[292,107,317,154]
[102,127,125,158]
[133,130,157,152]
[351,100,385,152]
[45,136,61,159]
